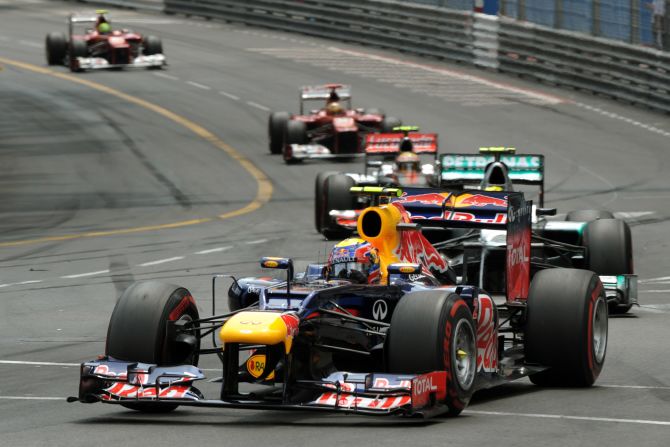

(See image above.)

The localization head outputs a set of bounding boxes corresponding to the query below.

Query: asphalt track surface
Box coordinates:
[1,1,669,445]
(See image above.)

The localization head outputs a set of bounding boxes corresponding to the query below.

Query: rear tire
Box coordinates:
[283,120,307,164]
[388,291,476,416]
[45,32,67,65]
[315,171,338,233]
[321,174,355,240]
[106,281,200,413]
[381,117,401,133]
[583,218,633,314]
[268,111,289,154]
[566,210,614,222]
[143,35,163,55]
[525,269,608,387]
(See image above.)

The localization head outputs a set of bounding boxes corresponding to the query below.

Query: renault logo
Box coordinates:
[372,299,388,321]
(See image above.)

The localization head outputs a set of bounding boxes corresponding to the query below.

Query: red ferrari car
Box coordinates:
[45,10,166,72]
[268,84,401,163]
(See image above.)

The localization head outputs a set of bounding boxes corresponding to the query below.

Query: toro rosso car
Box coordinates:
[71,189,609,418]
[268,84,401,163]
[45,10,166,72]
[315,126,440,239]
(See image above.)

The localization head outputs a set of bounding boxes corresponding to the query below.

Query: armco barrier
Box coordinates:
[70,0,670,113]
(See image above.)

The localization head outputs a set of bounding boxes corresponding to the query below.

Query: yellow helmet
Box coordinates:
[326,102,343,115]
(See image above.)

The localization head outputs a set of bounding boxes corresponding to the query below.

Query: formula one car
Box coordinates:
[71,189,608,418]
[315,126,440,239]
[268,84,401,163]
[45,10,166,72]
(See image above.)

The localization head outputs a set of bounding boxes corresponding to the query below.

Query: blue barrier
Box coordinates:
[562,0,593,33]
[525,0,555,27]
[598,0,632,42]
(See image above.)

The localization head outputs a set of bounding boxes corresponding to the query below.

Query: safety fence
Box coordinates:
[69,0,670,113]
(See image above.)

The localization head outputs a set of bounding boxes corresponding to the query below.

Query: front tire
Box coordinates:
[525,269,608,387]
[45,32,67,65]
[68,39,88,72]
[283,120,307,164]
[268,111,289,154]
[143,35,163,55]
[106,281,200,412]
[388,291,476,417]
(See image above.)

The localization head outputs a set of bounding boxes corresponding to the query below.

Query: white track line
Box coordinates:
[61,270,109,279]
[575,103,670,138]
[641,276,670,283]
[245,239,268,245]
[465,410,670,427]
[0,280,42,288]
[328,46,565,104]
[0,360,77,366]
[195,246,233,255]
[138,256,184,267]
[639,290,670,293]
[0,396,63,401]
[153,72,180,81]
[18,40,41,48]
[186,81,212,90]
[219,91,240,101]
[246,101,270,112]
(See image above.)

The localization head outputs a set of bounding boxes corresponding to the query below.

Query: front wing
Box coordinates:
[73,358,449,418]
[75,54,166,71]
[289,144,364,161]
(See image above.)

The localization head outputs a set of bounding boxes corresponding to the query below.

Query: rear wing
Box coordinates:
[365,133,438,155]
[300,84,351,101]
[440,153,544,184]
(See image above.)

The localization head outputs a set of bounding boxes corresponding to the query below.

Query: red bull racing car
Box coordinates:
[45,10,166,72]
[70,189,609,418]
[268,84,401,163]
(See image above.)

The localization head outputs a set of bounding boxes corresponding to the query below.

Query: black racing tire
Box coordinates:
[45,32,67,65]
[106,281,200,413]
[283,120,307,164]
[525,269,608,387]
[68,39,88,72]
[321,173,356,240]
[143,35,163,55]
[381,117,402,133]
[565,210,614,222]
[388,291,476,417]
[314,170,338,233]
[583,218,633,314]
[268,111,290,154]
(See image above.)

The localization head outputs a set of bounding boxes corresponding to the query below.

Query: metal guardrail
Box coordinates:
[68,0,164,12]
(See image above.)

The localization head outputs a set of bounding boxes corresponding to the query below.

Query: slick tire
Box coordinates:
[565,210,614,222]
[143,35,163,55]
[381,117,401,133]
[107,281,200,412]
[315,171,338,233]
[283,120,307,164]
[45,32,67,65]
[68,39,88,72]
[321,174,355,240]
[525,269,608,387]
[388,291,476,417]
[268,111,290,154]
[583,218,633,314]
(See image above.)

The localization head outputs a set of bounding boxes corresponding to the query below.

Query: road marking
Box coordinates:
[18,40,41,48]
[219,91,240,101]
[639,290,670,293]
[615,211,655,219]
[246,101,270,112]
[0,360,77,366]
[640,276,670,283]
[465,410,670,427]
[139,256,184,267]
[186,80,212,90]
[153,72,180,81]
[0,396,63,401]
[245,239,268,245]
[575,103,670,138]
[0,280,42,288]
[195,246,233,255]
[61,270,110,279]
[0,57,273,248]
[600,384,670,390]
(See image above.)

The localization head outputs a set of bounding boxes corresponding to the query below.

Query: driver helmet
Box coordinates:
[97,22,111,34]
[327,238,380,284]
[395,151,420,174]
[326,102,344,115]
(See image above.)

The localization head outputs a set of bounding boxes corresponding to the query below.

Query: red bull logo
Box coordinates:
[398,192,450,206]
[458,194,508,208]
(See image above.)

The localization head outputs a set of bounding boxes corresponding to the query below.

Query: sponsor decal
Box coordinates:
[399,266,416,273]
[263,260,279,268]
[372,299,388,321]
[280,312,300,337]
[313,392,411,410]
[458,194,508,208]
[104,383,191,399]
[246,354,275,380]
[506,196,532,301]
[411,372,446,409]
[168,295,195,321]
[398,192,449,206]
[476,296,498,373]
